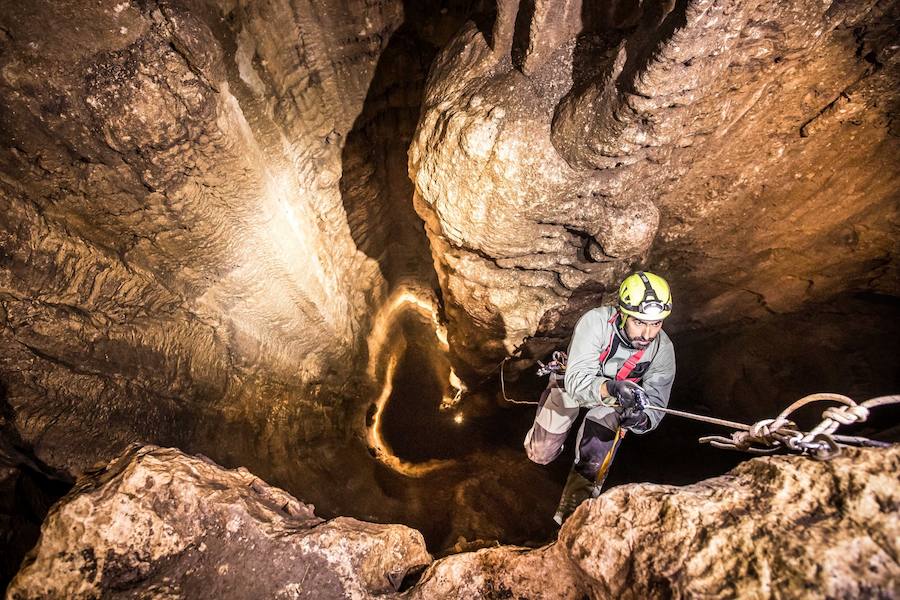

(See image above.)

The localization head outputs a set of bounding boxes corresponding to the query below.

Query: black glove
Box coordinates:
[605,380,644,410]
[619,407,650,429]
[606,380,650,430]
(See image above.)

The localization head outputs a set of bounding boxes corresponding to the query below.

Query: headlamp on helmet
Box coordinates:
[618,271,672,321]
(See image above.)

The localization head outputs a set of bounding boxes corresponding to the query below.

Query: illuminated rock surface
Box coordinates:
[0,0,898,595]
[8,445,899,599]
[411,445,900,599]
[0,0,404,474]
[8,445,432,599]
[409,0,899,375]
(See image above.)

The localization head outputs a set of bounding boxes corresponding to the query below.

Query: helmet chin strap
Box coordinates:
[616,313,638,349]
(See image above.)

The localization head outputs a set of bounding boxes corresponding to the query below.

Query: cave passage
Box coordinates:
[379,312,473,462]
[0,0,897,590]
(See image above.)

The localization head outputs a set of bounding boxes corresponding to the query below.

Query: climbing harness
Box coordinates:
[598,312,652,382]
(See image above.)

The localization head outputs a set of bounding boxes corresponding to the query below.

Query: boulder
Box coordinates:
[409,446,899,599]
[7,445,431,599]
[8,444,898,599]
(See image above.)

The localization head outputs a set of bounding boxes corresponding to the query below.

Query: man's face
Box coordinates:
[624,317,663,349]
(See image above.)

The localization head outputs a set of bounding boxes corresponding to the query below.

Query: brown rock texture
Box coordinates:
[560,446,900,599]
[0,0,898,588]
[409,0,900,377]
[409,446,900,599]
[10,444,897,598]
[7,445,431,599]
[0,0,408,475]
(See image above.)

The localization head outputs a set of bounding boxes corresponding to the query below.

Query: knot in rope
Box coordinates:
[821,404,869,426]
[739,417,797,449]
[729,431,753,450]
[749,418,790,440]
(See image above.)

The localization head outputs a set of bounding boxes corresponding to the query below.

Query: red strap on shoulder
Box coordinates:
[616,347,646,381]
[597,310,650,382]
[597,311,619,364]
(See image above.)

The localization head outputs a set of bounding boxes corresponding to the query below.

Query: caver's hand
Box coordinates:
[604,380,644,410]
[618,405,650,429]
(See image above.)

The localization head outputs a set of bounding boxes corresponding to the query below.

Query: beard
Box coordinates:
[631,337,654,348]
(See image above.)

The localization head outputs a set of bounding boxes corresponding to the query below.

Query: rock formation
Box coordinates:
[0,0,408,476]
[413,444,900,599]
[0,0,898,594]
[409,0,899,376]
[8,444,899,598]
[8,445,432,599]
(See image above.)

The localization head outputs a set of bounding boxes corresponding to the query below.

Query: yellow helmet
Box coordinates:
[618,271,672,321]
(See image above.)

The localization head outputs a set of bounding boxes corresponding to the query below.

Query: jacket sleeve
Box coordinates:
[563,309,610,408]
[631,337,676,434]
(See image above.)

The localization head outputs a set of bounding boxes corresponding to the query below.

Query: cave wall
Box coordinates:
[2,0,894,478]
[0,0,408,475]
[409,0,899,379]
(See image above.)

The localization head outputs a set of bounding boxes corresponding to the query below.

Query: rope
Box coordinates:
[500,357,538,405]
[639,396,897,459]
[683,393,899,460]
[494,344,897,460]
[643,405,752,431]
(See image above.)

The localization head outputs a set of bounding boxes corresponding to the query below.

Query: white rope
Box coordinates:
[687,393,899,459]
[496,347,897,460]
[500,357,539,405]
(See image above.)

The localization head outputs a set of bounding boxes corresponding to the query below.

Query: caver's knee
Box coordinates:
[582,417,618,443]
[584,405,621,430]
[525,441,558,465]
[574,419,619,480]
[524,427,565,465]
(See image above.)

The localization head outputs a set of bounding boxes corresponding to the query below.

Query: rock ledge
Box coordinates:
[8,445,899,599]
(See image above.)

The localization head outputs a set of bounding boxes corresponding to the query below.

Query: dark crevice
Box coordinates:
[613,0,690,95]
[510,0,535,72]
[339,1,489,287]
[0,383,74,591]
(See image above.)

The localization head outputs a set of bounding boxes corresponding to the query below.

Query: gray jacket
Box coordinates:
[563,306,676,433]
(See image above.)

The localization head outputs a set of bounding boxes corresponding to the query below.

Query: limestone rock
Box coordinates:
[13,445,896,598]
[0,0,403,475]
[7,445,431,599]
[560,446,900,598]
[409,0,900,377]
[408,446,899,599]
[408,543,586,599]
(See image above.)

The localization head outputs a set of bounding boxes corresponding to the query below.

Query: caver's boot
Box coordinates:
[552,425,624,525]
[552,470,598,525]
